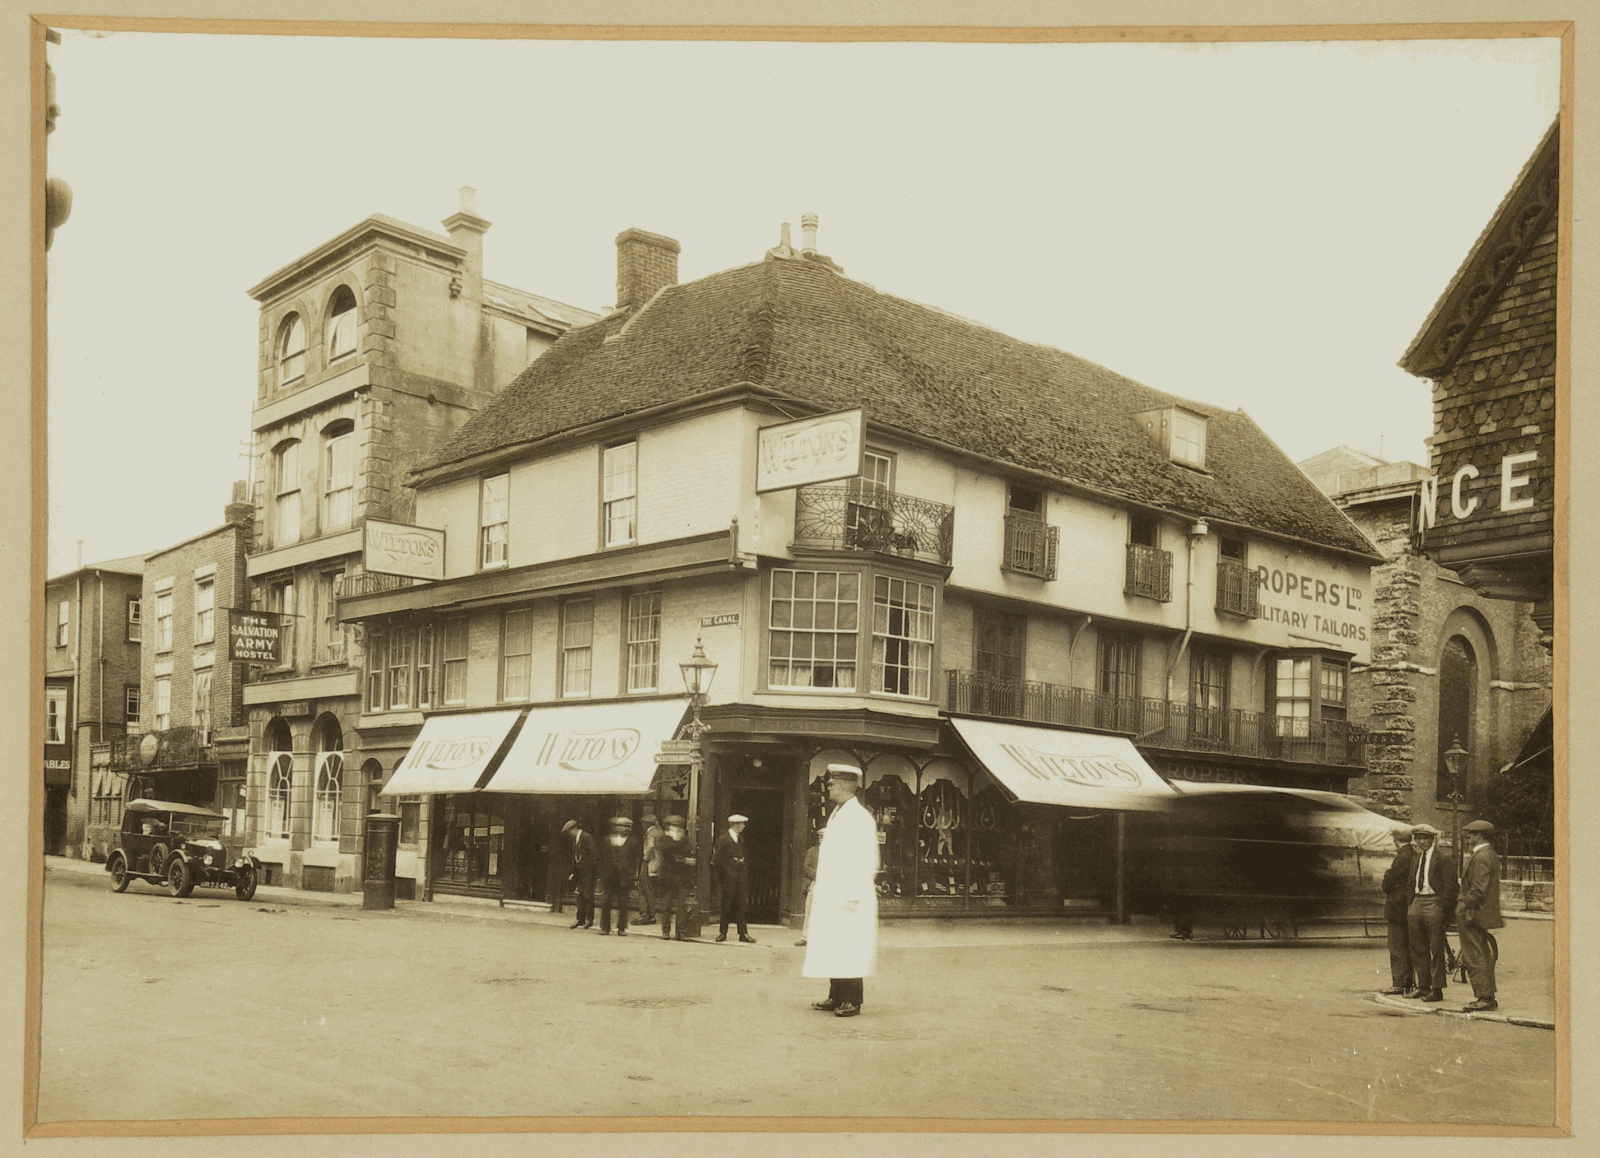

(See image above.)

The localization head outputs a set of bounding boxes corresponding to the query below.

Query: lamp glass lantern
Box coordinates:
[1443,736,1468,869]
[680,635,718,703]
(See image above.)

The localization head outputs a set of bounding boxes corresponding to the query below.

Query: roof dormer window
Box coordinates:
[1133,405,1208,470]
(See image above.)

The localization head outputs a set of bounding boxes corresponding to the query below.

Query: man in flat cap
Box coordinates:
[596,816,640,936]
[803,764,879,1018]
[1455,820,1504,1012]
[712,813,755,943]
[656,814,696,941]
[562,819,598,930]
[1379,825,1419,995]
[1405,824,1458,1002]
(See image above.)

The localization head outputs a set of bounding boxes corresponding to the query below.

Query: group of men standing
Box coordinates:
[1381,818,1504,1012]
[556,812,695,939]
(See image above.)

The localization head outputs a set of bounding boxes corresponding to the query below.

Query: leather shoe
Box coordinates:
[834,1003,861,1018]
[674,933,689,941]
[570,920,585,929]
[794,939,807,947]
[740,935,757,944]
[599,929,612,935]
[811,999,839,1012]
[1381,986,1411,996]
[1462,997,1498,1012]
[715,932,727,943]
[1405,988,1431,999]
[661,932,673,940]
[1421,989,1444,1003]
[617,929,628,937]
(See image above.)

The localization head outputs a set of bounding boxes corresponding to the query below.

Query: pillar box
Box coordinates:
[363,812,402,911]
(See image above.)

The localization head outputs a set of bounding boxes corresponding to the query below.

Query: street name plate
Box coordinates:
[653,753,693,765]
[658,739,697,753]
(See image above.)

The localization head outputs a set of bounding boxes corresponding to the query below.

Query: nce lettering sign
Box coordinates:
[1254,567,1368,644]
[228,610,285,664]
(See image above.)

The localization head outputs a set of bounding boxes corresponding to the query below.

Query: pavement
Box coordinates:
[36,857,1559,1125]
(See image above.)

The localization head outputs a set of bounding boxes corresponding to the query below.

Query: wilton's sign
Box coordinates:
[364,519,446,581]
[487,699,688,795]
[756,408,865,494]
[999,744,1144,789]
[382,708,524,796]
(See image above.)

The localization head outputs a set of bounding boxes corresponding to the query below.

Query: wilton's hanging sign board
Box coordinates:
[756,408,865,493]
[364,519,446,581]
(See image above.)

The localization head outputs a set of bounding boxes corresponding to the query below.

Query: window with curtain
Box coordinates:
[560,599,594,697]
[502,610,534,701]
[326,285,357,361]
[1272,657,1313,738]
[274,440,301,547]
[387,629,415,710]
[626,591,661,692]
[872,576,935,698]
[322,423,354,531]
[769,569,859,691]
[442,620,469,705]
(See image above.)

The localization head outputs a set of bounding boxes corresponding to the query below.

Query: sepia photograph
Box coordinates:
[20,6,1573,1145]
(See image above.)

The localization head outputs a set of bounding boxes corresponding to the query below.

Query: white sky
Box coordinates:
[44,31,1560,578]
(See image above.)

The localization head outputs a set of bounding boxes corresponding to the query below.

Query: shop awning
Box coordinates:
[380,709,526,796]
[947,717,1178,812]
[483,699,690,795]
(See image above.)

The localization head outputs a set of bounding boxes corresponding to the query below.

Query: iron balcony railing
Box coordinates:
[342,571,423,600]
[945,670,1368,769]
[1216,557,1261,618]
[1125,542,1173,602]
[1002,513,1059,580]
[793,483,955,566]
[107,726,211,774]
[1500,856,1554,884]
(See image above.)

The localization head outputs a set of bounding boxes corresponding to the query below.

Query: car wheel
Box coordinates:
[148,843,170,877]
[234,864,258,902]
[109,854,130,893]
[166,856,194,898]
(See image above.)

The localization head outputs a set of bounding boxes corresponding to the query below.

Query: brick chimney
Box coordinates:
[225,479,255,529]
[615,228,680,310]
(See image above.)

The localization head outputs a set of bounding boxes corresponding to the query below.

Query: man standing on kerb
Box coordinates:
[803,763,879,1018]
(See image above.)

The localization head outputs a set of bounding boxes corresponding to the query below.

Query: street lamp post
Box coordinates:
[679,635,718,917]
[1443,736,1468,873]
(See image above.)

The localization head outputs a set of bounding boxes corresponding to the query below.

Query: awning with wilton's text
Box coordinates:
[379,709,525,796]
[483,698,691,795]
[947,716,1178,812]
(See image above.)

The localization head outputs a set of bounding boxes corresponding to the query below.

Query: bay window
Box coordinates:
[872,576,935,697]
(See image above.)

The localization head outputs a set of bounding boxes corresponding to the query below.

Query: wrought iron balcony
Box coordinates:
[342,571,422,600]
[945,670,1368,769]
[1002,513,1059,580]
[794,484,955,566]
[1216,557,1260,618]
[107,726,210,774]
[1125,542,1173,601]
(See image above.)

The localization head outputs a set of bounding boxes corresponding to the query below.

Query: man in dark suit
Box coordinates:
[1456,819,1505,1012]
[1405,824,1458,1002]
[596,816,640,935]
[712,813,755,943]
[656,814,696,941]
[1379,826,1418,995]
[562,819,597,930]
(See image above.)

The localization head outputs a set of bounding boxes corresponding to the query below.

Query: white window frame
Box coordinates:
[277,314,307,386]
[127,597,142,642]
[603,441,638,547]
[322,427,355,532]
[194,579,215,645]
[1171,409,1207,468]
[768,569,860,692]
[626,591,662,693]
[502,609,534,702]
[871,575,936,699]
[317,570,346,664]
[275,440,302,547]
[442,619,469,705]
[326,286,357,362]
[388,628,415,710]
[155,591,173,653]
[266,752,293,840]
[365,630,387,712]
[125,684,140,721]
[415,625,434,712]
[312,751,343,844]
[56,600,69,647]
[480,473,509,569]
[192,668,212,733]
[559,599,594,698]
[1273,656,1313,738]
[45,686,68,745]
[154,676,172,731]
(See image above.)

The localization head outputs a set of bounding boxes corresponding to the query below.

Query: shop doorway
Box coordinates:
[432,795,507,896]
[726,785,784,924]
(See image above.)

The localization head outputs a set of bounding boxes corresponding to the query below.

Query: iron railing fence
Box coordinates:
[793,484,955,566]
[1216,557,1261,618]
[946,669,1368,769]
[342,571,422,599]
[1500,856,1555,883]
[1125,542,1173,601]
[107,726,208,774]
[1001,513,1059,580]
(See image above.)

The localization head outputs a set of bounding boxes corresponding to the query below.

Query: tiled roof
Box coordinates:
[47,553,147,583]
[424,256,1378,559]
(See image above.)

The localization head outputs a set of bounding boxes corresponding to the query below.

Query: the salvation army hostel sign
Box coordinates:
[1248,549,1373,663]
[756,408,864,493]
[364,519,446,581]
[227,610,287,664]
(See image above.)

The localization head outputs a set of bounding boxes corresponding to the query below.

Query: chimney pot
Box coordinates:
[801,213,818,256]
[459,186,477,214]
[780,222,792,250]
[615,228,681,310]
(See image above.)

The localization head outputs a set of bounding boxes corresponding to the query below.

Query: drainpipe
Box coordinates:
[1165,521,1208,700]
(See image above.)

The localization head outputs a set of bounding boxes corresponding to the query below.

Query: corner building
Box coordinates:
[338,224,1383,921]
[240,190,596,892]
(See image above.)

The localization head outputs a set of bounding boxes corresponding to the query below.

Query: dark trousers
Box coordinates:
[1386,918,1414,988]
[1459,922,1497,998]
[719,875,749,936]
[1407,895,1449,991]
[658,876,689,937]
[599,878,629,932]
[828,978,864,1008]
[639,873,657,920]
[571,870,595,926]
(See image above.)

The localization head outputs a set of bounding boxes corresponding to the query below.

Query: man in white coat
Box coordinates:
[802,763,879,1018]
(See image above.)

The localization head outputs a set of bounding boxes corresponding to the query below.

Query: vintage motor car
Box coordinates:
[105,798,260,900]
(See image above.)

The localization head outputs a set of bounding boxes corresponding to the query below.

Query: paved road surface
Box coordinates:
[36,867,1556,1126]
